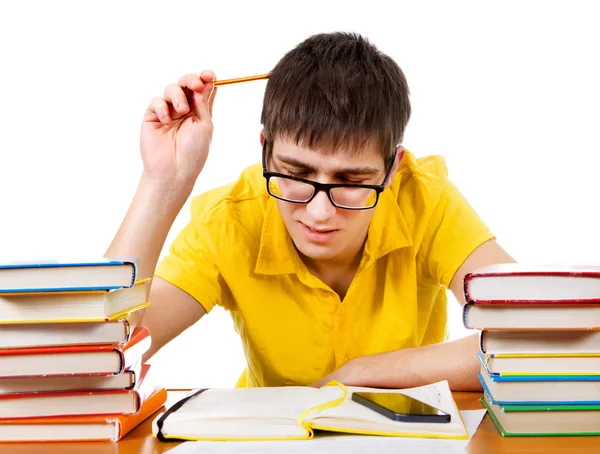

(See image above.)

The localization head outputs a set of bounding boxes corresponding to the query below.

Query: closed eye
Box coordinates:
[335,175,371,185]
[284,169,311,179]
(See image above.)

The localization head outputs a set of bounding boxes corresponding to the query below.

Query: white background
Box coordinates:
[0,1,599,388]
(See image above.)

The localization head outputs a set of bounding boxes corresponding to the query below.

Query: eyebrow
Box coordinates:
[275,155,381,175]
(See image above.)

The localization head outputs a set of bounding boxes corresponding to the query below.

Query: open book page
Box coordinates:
[154,386,344,440]
[167,386,343,419]
[307,380,467,438]
[165,410,487,454]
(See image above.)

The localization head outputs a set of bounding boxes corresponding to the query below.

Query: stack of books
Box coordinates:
[0,259,167,442]
[463,263,600,437]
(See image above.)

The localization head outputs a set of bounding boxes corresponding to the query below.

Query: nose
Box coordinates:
[305,189,336,222]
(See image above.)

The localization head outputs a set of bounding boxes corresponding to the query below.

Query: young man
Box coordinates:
[106,32,514,391]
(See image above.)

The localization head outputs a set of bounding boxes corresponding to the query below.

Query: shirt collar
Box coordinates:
[255,197,300,276]
[361,185,413,269]
[254,180,413,276]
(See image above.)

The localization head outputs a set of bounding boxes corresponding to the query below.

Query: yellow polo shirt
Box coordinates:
[155,151,494,387]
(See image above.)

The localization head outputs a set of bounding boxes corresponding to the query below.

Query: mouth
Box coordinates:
[299,222,339,243]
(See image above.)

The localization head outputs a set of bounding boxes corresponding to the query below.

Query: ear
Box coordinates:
[386,146,405,187]
[260,130,266,147]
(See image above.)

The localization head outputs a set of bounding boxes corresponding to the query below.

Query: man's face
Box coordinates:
[266,138,396,265]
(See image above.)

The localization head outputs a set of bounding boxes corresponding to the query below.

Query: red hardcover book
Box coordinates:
[0,364,157,420]
[0,326,150,378]
[464,264,600,304]
[0,359,143,395]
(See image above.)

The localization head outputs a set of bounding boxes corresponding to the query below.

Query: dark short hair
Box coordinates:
[261,32,410,164]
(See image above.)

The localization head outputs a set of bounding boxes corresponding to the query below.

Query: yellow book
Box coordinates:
[0,280,149,324]
[480,352,600,376]
[151,380,467,441]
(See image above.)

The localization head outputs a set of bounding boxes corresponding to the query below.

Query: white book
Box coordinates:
[480,330,600,355]
[0,259,138,293]
[0,319,132,349]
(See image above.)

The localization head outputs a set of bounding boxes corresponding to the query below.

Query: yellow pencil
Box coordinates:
[213,73,270,86]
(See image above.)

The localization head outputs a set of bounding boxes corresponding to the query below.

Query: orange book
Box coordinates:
[0,326,150,378]
[0,386,167,442]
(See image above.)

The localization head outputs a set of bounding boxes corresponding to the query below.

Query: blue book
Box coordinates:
[478,368,600,405]
[0,259,138,293]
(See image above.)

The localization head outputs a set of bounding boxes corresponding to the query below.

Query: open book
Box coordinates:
[152,380,467,441]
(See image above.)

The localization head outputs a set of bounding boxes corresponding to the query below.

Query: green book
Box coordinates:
[482,394,600,436]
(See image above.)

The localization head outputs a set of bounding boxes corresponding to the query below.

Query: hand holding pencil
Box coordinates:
[139,70,268,196]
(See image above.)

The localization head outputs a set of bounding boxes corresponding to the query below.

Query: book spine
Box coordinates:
[111,387,167,440]
[116,350,125,374]
[463,273,475,304]
[462,303,473,329]
[121,327,151,369]
[476,352,496,376]
[126,261,137,288]
[479,331,486,354]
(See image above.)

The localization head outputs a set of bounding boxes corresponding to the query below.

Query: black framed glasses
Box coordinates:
[262,141,397,210]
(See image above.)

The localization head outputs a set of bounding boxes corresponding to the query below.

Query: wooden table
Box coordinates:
[3,391,600,453]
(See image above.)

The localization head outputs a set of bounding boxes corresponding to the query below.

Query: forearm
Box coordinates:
[104,174,190,280]
[355,333,482,391]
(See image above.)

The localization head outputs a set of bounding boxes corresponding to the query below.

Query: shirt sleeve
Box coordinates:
[418,178,495,289]
[154,197,225,313]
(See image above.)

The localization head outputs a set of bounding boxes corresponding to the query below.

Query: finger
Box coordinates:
[186,71,214,121]
[208,85,217,117]
[192,89,212,124]
[199,70,216,107]
[178,73,204,92]
[199,70,216,85]
[163,83,190,115]
[144,97,171,124]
